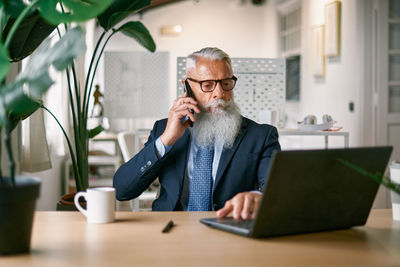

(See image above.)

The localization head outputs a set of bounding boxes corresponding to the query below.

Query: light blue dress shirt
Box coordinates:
[155,134,223,183]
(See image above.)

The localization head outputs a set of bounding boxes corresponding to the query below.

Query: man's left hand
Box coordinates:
[216,192,262,220]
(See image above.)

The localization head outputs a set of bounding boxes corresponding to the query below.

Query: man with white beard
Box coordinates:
[114,47,280,220]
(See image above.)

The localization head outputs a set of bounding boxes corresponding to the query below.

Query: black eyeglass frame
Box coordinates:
[186,75,238,92]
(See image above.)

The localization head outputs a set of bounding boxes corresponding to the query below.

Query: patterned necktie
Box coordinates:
[187,146,214,211]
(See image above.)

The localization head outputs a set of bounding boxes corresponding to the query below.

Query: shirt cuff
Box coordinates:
[250,190,263,195]
[155,137,172,158]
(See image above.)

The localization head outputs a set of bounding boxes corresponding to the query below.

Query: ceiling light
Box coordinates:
[160,25,183,36]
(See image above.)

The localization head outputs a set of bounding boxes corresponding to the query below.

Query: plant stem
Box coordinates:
[42,105,83,191]
[71,64,81,120]
[77,31,116,191]
[60,4,82,133]
[4,117,15,186]
[0,127,2,184]
[4,0,39,49]
[82,31,107,116]
[0,6,6,41]
[56,27,78,124]
[338,158,400,195]
[57,22,89,191]
[56,27,87,191]
[85,30,116,119]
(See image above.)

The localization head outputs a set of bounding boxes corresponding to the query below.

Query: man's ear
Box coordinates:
[181,79,185,85]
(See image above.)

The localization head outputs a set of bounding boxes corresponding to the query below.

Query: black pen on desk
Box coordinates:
[162,220,174,233]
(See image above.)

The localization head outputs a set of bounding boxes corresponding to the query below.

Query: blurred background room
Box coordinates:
[8,0,399,211]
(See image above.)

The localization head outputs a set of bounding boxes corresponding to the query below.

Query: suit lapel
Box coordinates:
[213,118,248,192]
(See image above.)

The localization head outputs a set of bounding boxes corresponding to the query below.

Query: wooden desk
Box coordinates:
[1,210,399,266]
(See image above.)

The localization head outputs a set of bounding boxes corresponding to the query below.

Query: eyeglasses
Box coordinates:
[186,76,237,92]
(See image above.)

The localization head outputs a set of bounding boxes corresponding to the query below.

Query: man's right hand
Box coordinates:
[160,93,200,146]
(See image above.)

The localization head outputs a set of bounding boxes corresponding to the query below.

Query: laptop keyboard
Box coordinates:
[217,217,254,230]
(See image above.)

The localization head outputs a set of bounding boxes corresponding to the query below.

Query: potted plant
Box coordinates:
[5,0,155,211]
[0,0,154,254]
[48,0,156,210]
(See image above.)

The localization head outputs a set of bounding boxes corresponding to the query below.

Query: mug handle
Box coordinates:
[74,192,87,217]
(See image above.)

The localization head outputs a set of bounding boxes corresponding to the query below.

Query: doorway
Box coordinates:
[362,0,400,208]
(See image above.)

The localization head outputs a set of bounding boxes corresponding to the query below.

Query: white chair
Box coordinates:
[117,130,158,211]
[118,132,135,163]
[117,132,139,211]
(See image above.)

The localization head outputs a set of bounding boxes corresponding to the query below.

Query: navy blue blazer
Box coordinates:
[113,117,280,211]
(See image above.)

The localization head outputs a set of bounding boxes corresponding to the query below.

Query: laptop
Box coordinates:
[200,146,393,238]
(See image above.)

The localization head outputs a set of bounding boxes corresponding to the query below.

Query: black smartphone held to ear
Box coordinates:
[183,79,195,127]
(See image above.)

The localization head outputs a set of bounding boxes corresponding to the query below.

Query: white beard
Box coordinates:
[192,99,242,149]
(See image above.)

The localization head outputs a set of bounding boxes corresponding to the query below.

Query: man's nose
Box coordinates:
[212,82,224,99]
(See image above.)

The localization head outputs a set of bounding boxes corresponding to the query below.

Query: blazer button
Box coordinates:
[140,167,145,172]
[147,161,152,166]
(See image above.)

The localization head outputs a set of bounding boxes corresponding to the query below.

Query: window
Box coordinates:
[286,55,300,101]
[278,0,302,101]
[279,4,301,56]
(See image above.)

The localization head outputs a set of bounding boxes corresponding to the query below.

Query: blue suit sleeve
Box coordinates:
[113,121,168,201]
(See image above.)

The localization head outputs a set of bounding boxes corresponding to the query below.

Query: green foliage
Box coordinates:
[0,0,156,191]
[1,0,30,18]
[97,0,151,30]
[38,0,113,25]
[117,21,156,52]
[4,12,56,62]
[0,0,90,186]
[0,27,85,129]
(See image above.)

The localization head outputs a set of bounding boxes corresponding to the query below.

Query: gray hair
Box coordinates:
[186,47,232,72]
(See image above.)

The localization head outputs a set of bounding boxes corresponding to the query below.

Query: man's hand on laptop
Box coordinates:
[216,192,262,220]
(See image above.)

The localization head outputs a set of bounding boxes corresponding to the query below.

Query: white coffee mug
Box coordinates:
[74,187,116,223]
[389,161,400,221]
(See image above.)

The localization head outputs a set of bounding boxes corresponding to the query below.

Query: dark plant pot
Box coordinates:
[0,176,41,255]
[56,192,86,211]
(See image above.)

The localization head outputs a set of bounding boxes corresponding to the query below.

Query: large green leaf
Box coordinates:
[19,27,85,81]
[1,0,33,18]
[97,0,151,30]
[0,27,85,127]
[116,21,155,52]
[39,0,113,25]
[1,79,43,114]
[0,78,42,131]
[3,11,56,62]
[0,42,9,82]
[45,27,86,71]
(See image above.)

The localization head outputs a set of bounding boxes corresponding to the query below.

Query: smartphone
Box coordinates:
[184,79,195,127]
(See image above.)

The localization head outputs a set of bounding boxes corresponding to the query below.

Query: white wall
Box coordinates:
[23,149,64,211]
[298,0,363,148]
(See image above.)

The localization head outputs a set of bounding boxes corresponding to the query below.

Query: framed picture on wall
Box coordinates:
[311,25,325,77]
[325,0,341,57]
